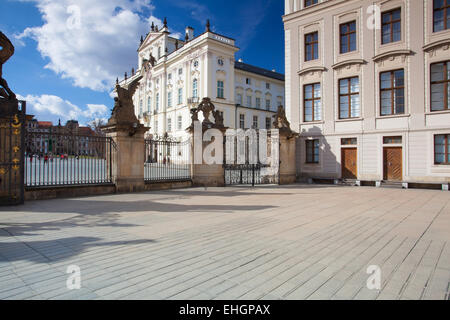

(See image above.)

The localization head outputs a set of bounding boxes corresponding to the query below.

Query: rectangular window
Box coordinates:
[383,136,402,144]
[380,70,404,116]
[147,97,151,112]
[430,61,450,111]
[167,118,172,132]
[193,79,198,98]
[340,21,356,53]
[265,117,271,129]
[252,116,258,129]
[178,88,183,105]
[139,100,143,115]
[178,68,183,75]
[341,138,357,145]
[305,32,318,61]
[339,77,360,119]
[306,140,319,163]
[434,0,450,32]
[167,92,172,107]
[256,97,261,108]
[217,80,224,98]
[247,95,252,107]
[168,73,172,81]
[266,99,271,110]
[266,82,270,89]
[434,134,450,164]
[304,83,321,122]
[239,114,245,129]
[246,78,251,85]
[156,93,159,112]
[177,116,182,130]
[236,93,243,105]
[155,120,158,132]
[304,0,318,7]
[382,8,401,44]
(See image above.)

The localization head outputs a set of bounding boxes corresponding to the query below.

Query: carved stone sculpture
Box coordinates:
[197,97,215,125]
[0,32,16,101]
[107,75,142,127]
[273,105,296,138]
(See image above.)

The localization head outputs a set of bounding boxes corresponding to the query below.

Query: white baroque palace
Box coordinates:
[283,0,450,184]
[121,20,285,140]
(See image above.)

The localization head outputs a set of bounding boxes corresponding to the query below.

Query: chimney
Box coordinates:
[185,26,194,41]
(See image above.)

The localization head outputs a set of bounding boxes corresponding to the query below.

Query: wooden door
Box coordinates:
[341,148,357,179]
[383,147,402,181]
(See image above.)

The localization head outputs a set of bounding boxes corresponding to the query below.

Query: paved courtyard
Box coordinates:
[0,184,449,300]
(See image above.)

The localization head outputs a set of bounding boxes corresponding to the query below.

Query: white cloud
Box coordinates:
[17,93,109,125]
[17,0,163,92]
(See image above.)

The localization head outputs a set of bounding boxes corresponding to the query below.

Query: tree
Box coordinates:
[87,118,106,136]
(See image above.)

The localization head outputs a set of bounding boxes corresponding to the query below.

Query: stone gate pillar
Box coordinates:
[273,105,298,185]
[279,133,297,184]
[101,77,149,193]
[187,98,226,187]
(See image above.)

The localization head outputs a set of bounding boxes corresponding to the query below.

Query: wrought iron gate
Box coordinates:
[0,100,26,205]
[224,129,279,186]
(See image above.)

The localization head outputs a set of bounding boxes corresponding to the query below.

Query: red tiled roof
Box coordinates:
[37,121,53,128]
[78,127,95,135]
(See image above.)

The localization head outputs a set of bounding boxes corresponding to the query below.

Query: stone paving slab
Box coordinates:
[0,185,449,300]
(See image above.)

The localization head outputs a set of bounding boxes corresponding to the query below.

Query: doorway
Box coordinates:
[383,147,402,181]
[341,148,357,179]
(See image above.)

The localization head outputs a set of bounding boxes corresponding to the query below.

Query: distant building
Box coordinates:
[120,19,285,140]
[25,118,99,156]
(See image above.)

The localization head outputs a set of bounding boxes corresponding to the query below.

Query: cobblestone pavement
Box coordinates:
[0,185,449,300]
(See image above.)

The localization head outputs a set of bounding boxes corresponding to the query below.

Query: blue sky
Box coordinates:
[0,0,285,126]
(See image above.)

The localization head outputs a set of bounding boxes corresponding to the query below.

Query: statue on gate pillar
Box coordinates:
[0,32,17,102]
[273,105,297,139]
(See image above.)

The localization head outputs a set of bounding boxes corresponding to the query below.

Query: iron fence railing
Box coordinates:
[144,137,191,182]
[24,131,115,187]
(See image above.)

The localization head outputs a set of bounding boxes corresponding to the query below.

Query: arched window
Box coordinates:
[193,79,198,98]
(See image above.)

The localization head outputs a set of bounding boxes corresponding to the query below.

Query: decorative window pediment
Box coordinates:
[298,66,327,77]
[372,49,413,64]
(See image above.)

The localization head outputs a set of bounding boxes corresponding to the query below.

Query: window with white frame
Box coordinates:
[431,61,450,111]
[239,114,245,129]
[304,83,321,122]
[193,79,198,98]
[147,97,151,112]
[177,115,182,130]
[156,93,159,112]
[178,88,183,105]
[265,117,271,129]
[247,95,252,107]
[237,93,243,105]
[217,80,224,98]
[256,97,261,108]
[167,118,172,132]
[168,91,172,108]
[266,99,271,110]
[252,116,258,129]
[339,77,360,119]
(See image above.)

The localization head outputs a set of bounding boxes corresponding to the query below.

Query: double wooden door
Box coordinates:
[341,148,357,179]
[383,147,402,181]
